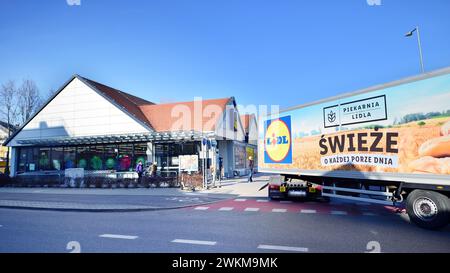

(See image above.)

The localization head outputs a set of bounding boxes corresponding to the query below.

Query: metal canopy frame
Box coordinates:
[16,131,216,146]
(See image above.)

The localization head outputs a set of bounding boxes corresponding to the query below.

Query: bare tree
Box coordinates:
[0,80,19,128]
[0,80,19,175]
[18,79,41,124]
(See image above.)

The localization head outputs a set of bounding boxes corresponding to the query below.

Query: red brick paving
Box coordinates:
[190,198,405,217]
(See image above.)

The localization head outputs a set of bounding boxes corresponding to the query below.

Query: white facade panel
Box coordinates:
[248,117,258,146]
[215,102,245,142]
[9,77,150,146]
[9,147,17,176]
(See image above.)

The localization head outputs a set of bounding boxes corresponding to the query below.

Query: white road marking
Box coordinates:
[300,209,316,214]
[99,234,138,240]
[280,201,292,204]
[331,210,348,215]
[272,208,287,213]
[258,244,308,252]
[194,206,209,210]
[219,207,234,211]
[234,198,247,202]
[244,208,260,212]
[256,199,269,202]
[172,239,216,246]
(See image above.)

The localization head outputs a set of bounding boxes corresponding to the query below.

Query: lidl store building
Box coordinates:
[3,75,258,181]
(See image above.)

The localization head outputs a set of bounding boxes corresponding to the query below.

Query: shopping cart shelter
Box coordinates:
[3,75,258,183]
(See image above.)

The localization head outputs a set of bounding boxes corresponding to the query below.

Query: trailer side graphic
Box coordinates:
[259,67,450,230]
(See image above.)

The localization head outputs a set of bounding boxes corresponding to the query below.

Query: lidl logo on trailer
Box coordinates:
[264,116,292,164]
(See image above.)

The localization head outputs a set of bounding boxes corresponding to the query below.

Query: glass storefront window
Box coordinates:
[38,147,51,171]
[104,145,118,170]
[246,147,256,167]
[18,147,39,172]
[16,142,167,173]
[52,147,64,170]
[118,144,133,171]
[28,148,39,171]
[180,143,196,155]
[76,146,90,170]
[155,144,169,171]
[154,142,201,175]
[133,143,147,169]
[90,146,104,170]
[18,148,28,173]
[168,144,181,168]
[234,145,246,169]
[64,147,76,169]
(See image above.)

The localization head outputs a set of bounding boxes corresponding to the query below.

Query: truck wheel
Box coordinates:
[406,190,449,230]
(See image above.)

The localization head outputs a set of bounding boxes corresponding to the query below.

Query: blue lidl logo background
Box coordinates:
[264,116,292,164]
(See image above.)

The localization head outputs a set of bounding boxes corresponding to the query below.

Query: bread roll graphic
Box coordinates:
[418,135,450,158]
[409,156,450,174]
[441,157,450,174]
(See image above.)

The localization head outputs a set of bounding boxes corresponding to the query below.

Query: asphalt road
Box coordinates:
[1,197,449,253]
[0,192,224,208]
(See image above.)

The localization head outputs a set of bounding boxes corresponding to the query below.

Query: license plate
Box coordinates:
[280,186,286,192]
[309,188,316,193]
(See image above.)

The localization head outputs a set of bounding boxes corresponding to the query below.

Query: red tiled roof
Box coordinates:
[139,98,231,132]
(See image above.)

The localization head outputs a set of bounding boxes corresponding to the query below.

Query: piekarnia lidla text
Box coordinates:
[172,257,278,270]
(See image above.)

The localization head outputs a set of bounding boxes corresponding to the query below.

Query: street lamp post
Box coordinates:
[405,26,425,73]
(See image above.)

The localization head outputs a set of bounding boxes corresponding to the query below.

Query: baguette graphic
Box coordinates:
[409,156,450,174]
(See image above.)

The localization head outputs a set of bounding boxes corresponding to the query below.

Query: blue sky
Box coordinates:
[1,0,449,112]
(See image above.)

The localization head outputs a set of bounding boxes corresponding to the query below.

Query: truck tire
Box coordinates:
[406,190,449,230]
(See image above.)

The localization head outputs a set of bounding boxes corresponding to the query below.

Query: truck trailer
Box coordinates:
[258,67,450,229]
